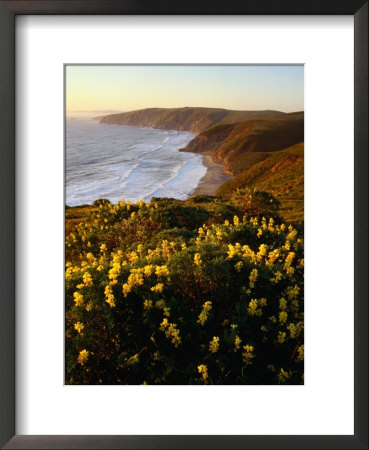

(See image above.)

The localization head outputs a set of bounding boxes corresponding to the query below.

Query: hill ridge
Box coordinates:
[96,106,284,134]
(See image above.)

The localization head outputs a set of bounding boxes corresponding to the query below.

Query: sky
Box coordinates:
[66,65,304,114]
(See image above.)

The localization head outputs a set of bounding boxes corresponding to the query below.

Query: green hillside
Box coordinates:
[217,143,304,222]
[181,112,304,221]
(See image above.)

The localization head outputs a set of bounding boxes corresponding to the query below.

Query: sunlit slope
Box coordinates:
[97,107,283,134]
[217,143,304,222]
[181,112,304,221]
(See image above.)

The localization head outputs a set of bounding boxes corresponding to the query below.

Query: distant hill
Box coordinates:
[96,107,283,134]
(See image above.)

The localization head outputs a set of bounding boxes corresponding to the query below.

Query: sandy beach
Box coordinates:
[192,153,233,196]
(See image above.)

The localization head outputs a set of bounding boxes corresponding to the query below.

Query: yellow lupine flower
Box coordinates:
[151,283,164,294]
[242,344,255,364]
[209,336,220,353]
[104,284,115,308]
[279,298,287,310]
[198,364,208,384]
[247,299,262,317]
[277,331,287,344]
[279,311,288,324]
[194,253,202,266]
[77,349,89,366]
[73,291,84,307]
[270,271,283,283]
[234,261,243,272]
[122,283,131,297]
[160,319,181,347]
[197,301,212,326]
[85,301,93,312]
[234,335,242,351]
[278,368,291,383]
[108,262,121,285]
[155,265,169,277]
[143,299,153,310]
[82,271,93,287]
[249,268,258,288]
[65,267,73,281]
[257,244,268,260]
[143,265,154,277]
[74,322,84,334]
[296,345,304,362]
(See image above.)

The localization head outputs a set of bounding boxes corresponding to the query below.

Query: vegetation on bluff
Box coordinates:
[65,191,304,385]
[97,106,283,134]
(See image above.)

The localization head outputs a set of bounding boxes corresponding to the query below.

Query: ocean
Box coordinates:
[66,118,206,206]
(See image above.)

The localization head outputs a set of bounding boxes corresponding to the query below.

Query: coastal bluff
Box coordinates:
[96,107,282,134]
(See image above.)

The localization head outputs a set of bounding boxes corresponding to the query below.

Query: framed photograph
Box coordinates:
[0,1,367,449]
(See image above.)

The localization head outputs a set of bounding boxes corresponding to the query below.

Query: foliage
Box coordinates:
[65,196,304,385]
[230,188,280,217]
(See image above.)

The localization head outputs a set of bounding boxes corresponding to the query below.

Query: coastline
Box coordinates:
[192,152,233,196]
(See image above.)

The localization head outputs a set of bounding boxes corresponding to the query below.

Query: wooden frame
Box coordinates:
[0,1,367,448]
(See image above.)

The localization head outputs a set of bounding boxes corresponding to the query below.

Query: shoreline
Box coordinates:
[191,152,233,196]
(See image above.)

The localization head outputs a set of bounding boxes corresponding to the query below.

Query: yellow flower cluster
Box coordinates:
[122,268,145,297]
[257,244,268,261]
[277,331,287,344]
[150,283,164,294]
[279,311,288,324]
[270,271,283,284]
[234,335,242,351]
[227,243,241,259]
[143,299,153,310]
[194,253,202,266]
[108,261,121,285]
[73,291,84,307]
[104,284,115,308]
[279,298,287,310]
[287,321,304,339]
[249,268,258,288]
[285,284,300,300]
[74,322,84,334]
[296,345,304,362]
[234,261,243,272]
[159,318,181,347]
[198,364,209,384]
[155,265,170,277]
[209,336,220,353]
[278,368,291,383]
[197,301,212,325]
[242,345,255,364]
[77,349,89,366]
[247,299,262,317]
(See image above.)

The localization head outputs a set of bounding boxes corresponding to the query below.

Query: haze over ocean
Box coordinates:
[66,118,205,206]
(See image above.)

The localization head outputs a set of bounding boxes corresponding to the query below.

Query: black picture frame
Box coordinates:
[0,1,367,449]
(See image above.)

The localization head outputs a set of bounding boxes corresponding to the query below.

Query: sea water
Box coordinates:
[66,118,206,206]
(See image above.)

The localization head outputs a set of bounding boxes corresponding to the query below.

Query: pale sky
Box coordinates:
[66,65,304,113]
